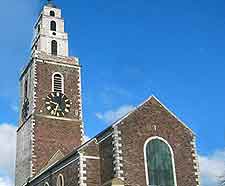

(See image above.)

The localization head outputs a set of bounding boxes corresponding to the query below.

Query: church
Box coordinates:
[15,1,201,186]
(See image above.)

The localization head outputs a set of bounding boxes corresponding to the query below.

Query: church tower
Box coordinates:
[15,2,84,186]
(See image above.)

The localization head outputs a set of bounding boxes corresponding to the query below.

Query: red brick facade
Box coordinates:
[118,97,199,186]
[32,116,82,174]
[35,56,82,120]
[32,54,83,174]
[26,97,200,186]
[15,51,84,186]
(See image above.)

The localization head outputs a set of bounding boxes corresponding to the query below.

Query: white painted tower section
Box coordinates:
[32,4,69,57]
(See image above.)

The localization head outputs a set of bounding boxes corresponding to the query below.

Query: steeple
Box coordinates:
[31,2,69,57]
[15,2,82,186]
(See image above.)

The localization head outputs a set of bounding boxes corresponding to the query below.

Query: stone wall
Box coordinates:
[15,117,33,186]
[16,60,36,186]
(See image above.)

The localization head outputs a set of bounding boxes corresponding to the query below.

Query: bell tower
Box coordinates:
[32,1,68,57]
[15,2,84,186]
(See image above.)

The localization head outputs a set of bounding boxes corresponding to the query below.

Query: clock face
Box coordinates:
[45,92,71,117]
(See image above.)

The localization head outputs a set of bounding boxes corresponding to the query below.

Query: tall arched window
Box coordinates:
[57,174,64,186]
[37,24,40,33]
[50,21,56,31]
[52,72,64,93]
[144,136,177,186]
[51,40,57,56]
[24,78,28,98]
[50,10,55,17]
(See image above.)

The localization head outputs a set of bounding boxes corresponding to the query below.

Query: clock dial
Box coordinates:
[45,92,71,117]
[22,98,29,120]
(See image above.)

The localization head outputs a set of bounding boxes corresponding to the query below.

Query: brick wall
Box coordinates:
[30,157,80,186]
[32,58,83,174]
[35,60,82,120]
[32,116,82,174]
[86,159,101,186]
[27,97,199,186]
[81,140,101,186]
[99,135,114,185]
[117,97,198,186]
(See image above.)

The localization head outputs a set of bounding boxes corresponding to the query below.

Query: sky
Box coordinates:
[0,0,224,186]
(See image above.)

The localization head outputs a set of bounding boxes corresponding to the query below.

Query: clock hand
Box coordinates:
[54,104,59,115]
[50,101,57,105]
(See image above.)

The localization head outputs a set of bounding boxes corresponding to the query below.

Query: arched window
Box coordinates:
[144,136,177,186]
[50,21,56,31]
[24,78,28,98]
[50,10,55,17]
[52,72,64,93]
[51,40,57,56]
[37,24,40,33]
[57,174,64,186]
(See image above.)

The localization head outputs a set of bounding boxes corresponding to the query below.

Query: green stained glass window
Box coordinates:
[145,138,176,186]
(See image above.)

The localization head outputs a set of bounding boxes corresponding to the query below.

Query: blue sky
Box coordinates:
[0,0,224,186]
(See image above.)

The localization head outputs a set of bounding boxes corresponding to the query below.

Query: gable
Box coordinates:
[112,96,197,186]
[113,95,194,135]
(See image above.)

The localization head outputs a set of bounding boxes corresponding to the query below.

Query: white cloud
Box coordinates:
[0,124,17,180]
[199,149,225,186]
[96,105,135,124]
